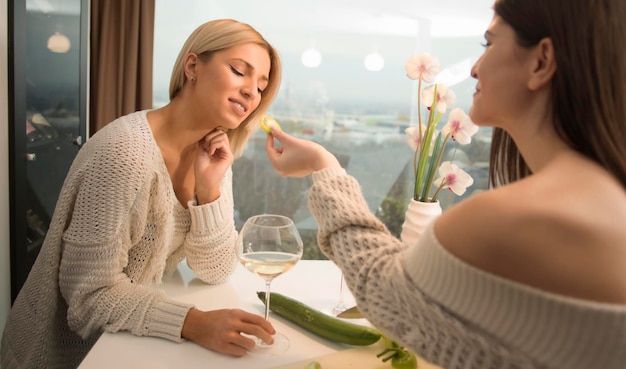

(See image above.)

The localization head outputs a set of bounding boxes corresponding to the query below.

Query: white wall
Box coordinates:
[1,0,11,335]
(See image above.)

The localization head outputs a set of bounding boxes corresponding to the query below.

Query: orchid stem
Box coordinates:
[431,180,447,202]
[422,131,452,200]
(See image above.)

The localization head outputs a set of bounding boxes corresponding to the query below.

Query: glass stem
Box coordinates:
[338,273,345,306]
[264,279,272,321]
[332,273,347,315]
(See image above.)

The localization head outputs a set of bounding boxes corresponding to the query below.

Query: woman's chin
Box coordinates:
[468,108,482,125]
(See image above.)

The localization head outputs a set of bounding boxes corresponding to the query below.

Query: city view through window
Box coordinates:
[154,0,494,259]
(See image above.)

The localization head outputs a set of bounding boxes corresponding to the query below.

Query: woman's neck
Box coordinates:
[148,102,209,153]
[510,119,572,174]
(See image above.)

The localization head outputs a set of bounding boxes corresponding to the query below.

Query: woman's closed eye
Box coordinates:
[230,64,266,94]
[230,65,243,76]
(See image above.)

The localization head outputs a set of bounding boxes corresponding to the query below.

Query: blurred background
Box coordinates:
[153,0,496,259]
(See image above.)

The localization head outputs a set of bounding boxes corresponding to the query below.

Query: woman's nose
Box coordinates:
[241,81,260,99]
[470,58,480,79]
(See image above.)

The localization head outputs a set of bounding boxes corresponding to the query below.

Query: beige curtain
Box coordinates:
[90,0,155,134]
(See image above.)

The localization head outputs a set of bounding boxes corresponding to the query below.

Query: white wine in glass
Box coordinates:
[236,214,303,355]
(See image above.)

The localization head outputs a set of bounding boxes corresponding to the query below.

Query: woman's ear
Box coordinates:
[528,37,556,90]
[184,52,199,80]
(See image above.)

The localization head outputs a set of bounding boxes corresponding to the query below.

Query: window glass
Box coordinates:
[154,0,494,259]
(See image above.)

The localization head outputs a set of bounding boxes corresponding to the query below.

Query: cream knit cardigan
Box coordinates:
[1,110,239,369]
[309,167,626,369]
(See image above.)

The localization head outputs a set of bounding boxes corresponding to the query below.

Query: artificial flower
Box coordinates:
[432,161,474,197]
[422,83,457,114]
[405,53,440,83]
[405,125,436,155]
[404,53,478,202]
[441,108,479,145]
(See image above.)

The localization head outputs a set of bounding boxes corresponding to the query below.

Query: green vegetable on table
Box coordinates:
[257,291,418,369]
[257,291,381,346]
[377,336,418,369]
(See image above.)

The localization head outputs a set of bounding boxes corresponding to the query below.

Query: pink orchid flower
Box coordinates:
[441,108,479,144]
[405,125,436,155]
[404,53,441,83]
[433,161,474,196]
[422,83,456,114]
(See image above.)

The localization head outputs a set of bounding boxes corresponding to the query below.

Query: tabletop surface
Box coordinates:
[78,260,369,369]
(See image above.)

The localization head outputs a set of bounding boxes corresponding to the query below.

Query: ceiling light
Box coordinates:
[301,47,322,68]
[364,52,384,72]
[47,32,71,53]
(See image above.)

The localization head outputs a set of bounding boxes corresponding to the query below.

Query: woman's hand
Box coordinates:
[181,308,275,357]
[265,126,341,177]
[195,129,233,204]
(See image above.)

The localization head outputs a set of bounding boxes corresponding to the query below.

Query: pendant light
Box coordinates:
[47,31,71,53]
[47,0,71,53]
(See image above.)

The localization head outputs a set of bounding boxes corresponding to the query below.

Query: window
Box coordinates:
[154,0,494,259]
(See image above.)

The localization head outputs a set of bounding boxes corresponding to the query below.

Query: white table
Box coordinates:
[78,260,361,369]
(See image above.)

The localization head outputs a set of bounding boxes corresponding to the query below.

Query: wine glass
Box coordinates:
[236,214,303,355]
[331,273,348,316]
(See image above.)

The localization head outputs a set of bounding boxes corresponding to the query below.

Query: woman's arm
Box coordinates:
[184,169,238,284]
[58,126,192,342]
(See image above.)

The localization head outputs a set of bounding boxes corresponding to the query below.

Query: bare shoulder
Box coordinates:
[434,163,626,303]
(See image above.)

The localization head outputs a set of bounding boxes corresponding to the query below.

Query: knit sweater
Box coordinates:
[309,167,626,369]
[1,110,239,369]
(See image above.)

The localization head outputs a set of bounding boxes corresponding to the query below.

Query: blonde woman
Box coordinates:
[1,19,282,368]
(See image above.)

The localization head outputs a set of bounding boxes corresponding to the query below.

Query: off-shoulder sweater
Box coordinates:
[1,110,239,369]
[309,167,626,369]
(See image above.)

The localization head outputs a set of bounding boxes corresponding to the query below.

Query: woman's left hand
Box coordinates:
[195,129,233,204]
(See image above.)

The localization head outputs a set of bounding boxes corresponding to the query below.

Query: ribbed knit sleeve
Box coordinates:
[140,297,193,341]
[307,169,626,369]
[184,169,238,284]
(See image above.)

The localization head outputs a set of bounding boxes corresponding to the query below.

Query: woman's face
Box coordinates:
[469,15,536,129]
[192,43,271,130]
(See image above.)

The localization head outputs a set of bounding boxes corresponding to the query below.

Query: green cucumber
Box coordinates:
[257,291,381,346]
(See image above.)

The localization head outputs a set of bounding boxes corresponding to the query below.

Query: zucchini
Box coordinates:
[257,291,381,346]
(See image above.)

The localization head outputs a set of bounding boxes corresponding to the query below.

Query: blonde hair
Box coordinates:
[169,19,282,157]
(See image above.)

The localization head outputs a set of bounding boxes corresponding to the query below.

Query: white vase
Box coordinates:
[400,199,442,245]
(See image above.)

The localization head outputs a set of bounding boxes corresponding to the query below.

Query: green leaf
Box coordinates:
[421,132,444,200]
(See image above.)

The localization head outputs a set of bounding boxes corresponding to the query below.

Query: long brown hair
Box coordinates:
[489,0,626,188]
[168,19,282,157]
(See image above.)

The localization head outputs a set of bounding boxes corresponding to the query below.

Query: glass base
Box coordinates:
[321,303,347,317]
[247,332,290,356]
[331,303,348,316]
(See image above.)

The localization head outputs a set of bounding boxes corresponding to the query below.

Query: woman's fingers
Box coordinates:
[185,308,278,357]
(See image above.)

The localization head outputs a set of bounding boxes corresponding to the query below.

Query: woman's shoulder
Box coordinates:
[434,168,626,303]
[71,110,162,184]
[82,111,158,159]
[90,110,153,143]
[438,154,626,247]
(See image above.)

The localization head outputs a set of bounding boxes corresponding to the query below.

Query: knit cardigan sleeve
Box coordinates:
[308,168,536,369]
[184,168,238,284]
[57,116,191,342]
